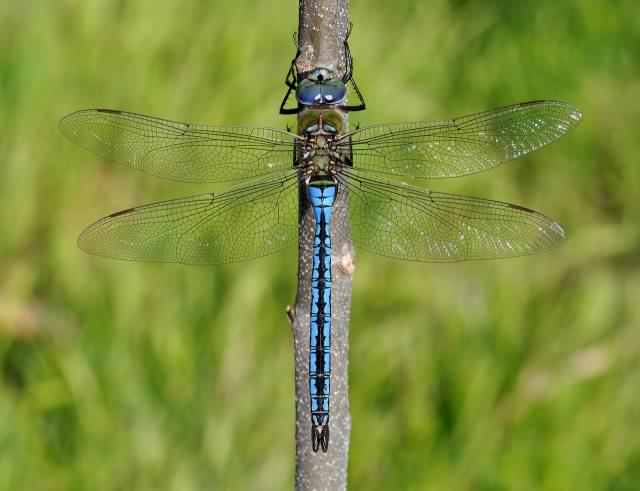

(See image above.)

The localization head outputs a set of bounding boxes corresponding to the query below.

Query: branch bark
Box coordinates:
[289,1,354,490]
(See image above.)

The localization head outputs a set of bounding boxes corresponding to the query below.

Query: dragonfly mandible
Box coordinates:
[61,63,581,453]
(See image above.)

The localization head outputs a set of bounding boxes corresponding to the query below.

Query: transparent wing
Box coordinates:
[78,174,299,264]
[60,109,299,183]
[340,100,581,179]
[340,170,565,262]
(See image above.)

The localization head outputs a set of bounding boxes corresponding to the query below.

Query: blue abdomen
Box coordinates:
[307,182,336,453]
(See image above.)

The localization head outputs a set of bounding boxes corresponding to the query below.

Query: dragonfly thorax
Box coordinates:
[300,114,344,181]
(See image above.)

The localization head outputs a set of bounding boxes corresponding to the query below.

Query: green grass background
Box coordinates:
[1,0,639,489]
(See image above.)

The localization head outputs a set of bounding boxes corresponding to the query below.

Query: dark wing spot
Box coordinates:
[108,207,136,218]
[96,108,124,115]
[507,203,536,213]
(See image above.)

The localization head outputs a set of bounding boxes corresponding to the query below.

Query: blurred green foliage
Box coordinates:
[1,0,639,489]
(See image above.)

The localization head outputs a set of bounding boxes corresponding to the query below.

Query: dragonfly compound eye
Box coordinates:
[297,79,347,106]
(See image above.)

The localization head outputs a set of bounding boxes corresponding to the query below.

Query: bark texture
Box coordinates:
[290,1,354,490]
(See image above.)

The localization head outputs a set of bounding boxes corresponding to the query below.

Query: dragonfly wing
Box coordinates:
[341,170,565,262]
[78,174,299,264]
[342,100,581,179]
[60,109,298,183]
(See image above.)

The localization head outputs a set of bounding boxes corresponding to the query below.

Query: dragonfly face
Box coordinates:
[297,68,348,107]
[280,28,366,114]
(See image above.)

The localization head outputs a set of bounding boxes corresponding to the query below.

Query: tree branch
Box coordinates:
[289,1,354,489]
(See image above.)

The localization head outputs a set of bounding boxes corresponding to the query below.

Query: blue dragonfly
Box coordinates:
[61,69,581,452]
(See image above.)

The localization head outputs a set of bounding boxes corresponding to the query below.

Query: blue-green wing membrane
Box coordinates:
[60,109,299,183]
[341,100,581,179]
[340,170,565,262]
[78,174,299,264]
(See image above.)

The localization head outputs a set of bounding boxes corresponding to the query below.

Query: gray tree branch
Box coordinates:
[289,1,354,490]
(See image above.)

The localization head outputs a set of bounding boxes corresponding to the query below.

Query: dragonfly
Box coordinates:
[61,65,581,453]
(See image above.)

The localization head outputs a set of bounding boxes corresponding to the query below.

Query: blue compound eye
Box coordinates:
[321,81,346,104]
[297,80,323,105]
[297,79,347,106]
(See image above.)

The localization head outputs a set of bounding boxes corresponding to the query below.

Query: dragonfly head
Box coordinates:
[297,68,347,107]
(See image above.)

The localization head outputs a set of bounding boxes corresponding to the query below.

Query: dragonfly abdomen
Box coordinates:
[307,182,336,453]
